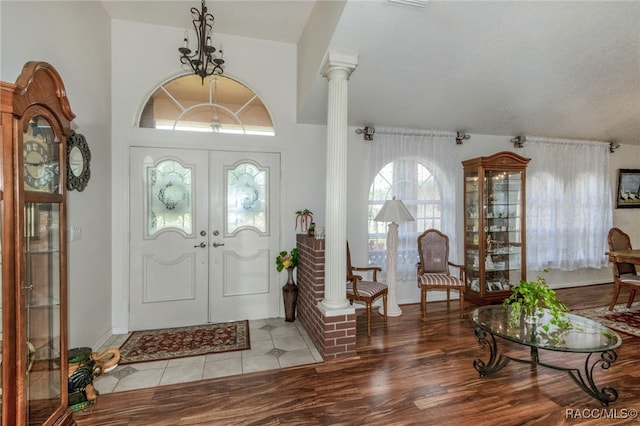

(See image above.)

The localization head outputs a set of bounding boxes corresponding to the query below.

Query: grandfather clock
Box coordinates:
[1,62,75,425]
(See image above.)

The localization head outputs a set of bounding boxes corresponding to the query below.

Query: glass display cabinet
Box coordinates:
[1,62,75,425]
[462,151,530,305]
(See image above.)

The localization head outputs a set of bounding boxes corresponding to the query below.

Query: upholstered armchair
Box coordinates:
[346,242,388,336]
[416,229,466,319]
[607,227,640,310]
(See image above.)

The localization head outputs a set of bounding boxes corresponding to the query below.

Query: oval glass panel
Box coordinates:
[69,146,84,176]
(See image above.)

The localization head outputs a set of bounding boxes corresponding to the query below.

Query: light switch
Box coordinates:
[69,226,82,242]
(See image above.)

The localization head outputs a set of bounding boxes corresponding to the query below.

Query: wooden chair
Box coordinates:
[607,227,640,310]
[416,229,465,319]
[346,242,388,336]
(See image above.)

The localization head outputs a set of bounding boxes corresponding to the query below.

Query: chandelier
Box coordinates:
[178,0,225,84]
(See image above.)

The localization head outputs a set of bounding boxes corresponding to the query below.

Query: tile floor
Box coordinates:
[92,318,323,395]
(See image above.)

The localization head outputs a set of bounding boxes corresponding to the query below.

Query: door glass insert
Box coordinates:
[148,160,193,236]
[226,162,266,234]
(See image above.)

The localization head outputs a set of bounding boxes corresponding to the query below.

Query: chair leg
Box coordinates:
[366,303,372,337]
[627,288,637,308]
[446,289,450,306]
[421,287,427,320]
[459,290,465,319]
[382,293,388,326]
[609,282,621,310]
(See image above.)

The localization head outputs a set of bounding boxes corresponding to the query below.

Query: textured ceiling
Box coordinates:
[102,0,640,145]
[100,0,315,42]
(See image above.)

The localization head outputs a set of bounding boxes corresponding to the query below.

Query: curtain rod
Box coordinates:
[355,126,459,141]
[513,135,618,152]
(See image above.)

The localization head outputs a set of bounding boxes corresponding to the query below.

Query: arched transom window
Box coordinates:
[138,74,274,136]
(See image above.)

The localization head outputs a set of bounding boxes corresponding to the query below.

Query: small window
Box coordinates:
[138,74,274,136]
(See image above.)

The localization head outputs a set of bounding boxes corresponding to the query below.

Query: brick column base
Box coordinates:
[296,234,357,360]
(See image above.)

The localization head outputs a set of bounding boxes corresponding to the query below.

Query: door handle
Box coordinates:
[213,242,225,248]
[194,242,207,248]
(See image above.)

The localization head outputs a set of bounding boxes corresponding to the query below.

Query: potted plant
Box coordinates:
[503,271,571,332]
[295,209,313,233]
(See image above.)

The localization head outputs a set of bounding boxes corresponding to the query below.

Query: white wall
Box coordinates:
[610,144,640,242]
[1,1,113,348]
[109,20,327,333]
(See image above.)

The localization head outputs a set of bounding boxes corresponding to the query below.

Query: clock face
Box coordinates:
[24,140,48,188]
[23,118,58,192]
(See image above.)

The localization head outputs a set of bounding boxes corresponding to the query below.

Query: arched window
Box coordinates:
[137,74,274,135]
[368,159,444,279]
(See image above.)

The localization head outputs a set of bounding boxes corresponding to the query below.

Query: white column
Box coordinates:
[320,52,358,310]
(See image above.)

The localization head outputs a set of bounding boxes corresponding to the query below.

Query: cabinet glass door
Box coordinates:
[25,203,62,424]
[484,170,523,293]
[23,115,63,425]
[464,171,481,292]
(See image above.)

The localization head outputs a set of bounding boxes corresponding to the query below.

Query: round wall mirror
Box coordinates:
[66,131,91,191]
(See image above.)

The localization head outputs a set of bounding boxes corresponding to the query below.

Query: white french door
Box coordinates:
[129,147,280,330]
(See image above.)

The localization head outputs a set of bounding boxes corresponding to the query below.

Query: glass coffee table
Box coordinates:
[470,305,621,406]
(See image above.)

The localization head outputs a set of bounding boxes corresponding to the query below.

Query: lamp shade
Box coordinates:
[374,197,415,223]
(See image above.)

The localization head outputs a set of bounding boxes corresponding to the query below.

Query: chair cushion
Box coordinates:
[620,273,640,285]
[347,281,387,298]
[418,273,464,287]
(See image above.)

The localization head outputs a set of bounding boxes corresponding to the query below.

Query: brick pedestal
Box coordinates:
[296,235,357,360]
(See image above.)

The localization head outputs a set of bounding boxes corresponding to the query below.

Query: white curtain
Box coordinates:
[523,137,612,271]
[369,128,460,280]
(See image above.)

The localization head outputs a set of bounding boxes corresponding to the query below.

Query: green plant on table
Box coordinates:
[503,270,571,332]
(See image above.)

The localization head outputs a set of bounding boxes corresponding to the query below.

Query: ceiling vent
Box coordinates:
[388,0,429,7]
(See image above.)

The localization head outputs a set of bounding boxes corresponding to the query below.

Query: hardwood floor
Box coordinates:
[74,284,640,426]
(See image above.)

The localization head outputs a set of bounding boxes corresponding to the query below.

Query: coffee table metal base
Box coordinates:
[473,326,619,406]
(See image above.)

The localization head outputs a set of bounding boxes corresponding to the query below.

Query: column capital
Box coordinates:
[321,51,358,79]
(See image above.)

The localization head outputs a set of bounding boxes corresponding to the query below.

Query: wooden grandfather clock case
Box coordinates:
[1,62,75,425]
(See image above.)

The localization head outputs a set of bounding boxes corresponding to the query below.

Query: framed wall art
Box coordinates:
[616,169,640,208]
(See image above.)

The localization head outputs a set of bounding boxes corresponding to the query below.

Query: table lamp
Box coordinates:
[374,196,415,316]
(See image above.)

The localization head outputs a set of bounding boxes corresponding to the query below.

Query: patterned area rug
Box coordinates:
[572,304,640,338]
[119,321,250,364]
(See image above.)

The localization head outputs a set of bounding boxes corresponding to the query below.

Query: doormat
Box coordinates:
[119,321,250,365]
[571,304,640,338]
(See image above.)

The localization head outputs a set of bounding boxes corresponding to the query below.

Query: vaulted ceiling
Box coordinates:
[102,0,640,145]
